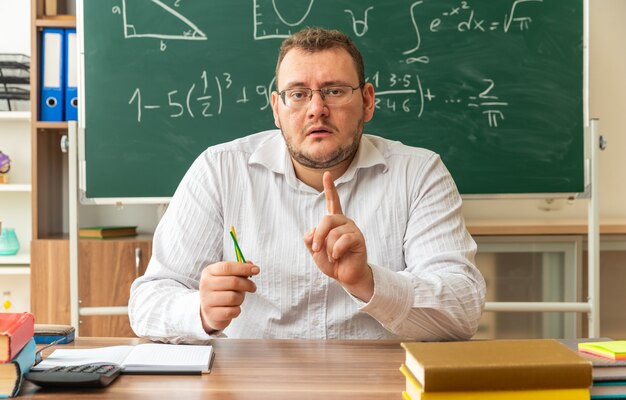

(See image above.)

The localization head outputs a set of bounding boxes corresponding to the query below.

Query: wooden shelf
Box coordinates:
[35,15,76,28]
[35,121,68,129]
[0,112,31,121]
[0,184,32,192]
[0,266,30,275]
[0,252,30,265]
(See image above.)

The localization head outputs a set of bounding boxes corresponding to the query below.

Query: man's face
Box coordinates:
[271,48,375,169]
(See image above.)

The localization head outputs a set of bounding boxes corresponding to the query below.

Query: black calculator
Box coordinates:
[25,363,122,388]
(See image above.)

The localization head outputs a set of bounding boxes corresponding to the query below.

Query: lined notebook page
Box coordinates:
[123,344,211,370]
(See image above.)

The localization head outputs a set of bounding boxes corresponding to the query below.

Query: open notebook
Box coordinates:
[32,343,214,375]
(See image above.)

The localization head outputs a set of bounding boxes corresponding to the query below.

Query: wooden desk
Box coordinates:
[21,338,406,399]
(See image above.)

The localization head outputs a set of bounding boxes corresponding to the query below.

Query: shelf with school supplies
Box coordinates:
[0,45,32,311]
[0,53,30,115]
[30,0,159,336]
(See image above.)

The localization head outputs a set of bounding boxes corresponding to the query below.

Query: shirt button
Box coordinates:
[312,320,319,326]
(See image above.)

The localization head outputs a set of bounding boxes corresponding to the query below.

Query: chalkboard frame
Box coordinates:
[76,0,589,204]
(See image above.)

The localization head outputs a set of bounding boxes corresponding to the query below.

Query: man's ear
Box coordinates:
[271,91,281,128]
[362,83,375,123]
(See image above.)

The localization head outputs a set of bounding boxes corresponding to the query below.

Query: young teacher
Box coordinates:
[129,27,485,343]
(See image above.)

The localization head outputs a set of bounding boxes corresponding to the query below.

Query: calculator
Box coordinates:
[25,363,122,388]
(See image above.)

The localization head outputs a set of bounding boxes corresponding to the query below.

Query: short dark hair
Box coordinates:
[275,27,365,88]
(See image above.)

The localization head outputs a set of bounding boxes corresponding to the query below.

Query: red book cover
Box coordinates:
[0,312,35,362]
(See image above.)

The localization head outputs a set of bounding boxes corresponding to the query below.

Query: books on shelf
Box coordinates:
[33,343,214,375]
[0,338,36,398]
[79,226,137,239]
[0,312,35,363]
[399,339,592,399]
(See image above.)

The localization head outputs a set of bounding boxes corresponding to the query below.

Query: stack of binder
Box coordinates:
[40,28,77,121]
[0,54,30,112]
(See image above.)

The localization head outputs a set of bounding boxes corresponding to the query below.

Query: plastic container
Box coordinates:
[0,228,20,256]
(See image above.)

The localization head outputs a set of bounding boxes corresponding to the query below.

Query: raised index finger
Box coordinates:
[323,171,343,215]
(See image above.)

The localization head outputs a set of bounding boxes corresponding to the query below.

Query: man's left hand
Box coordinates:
[304,171,374,302]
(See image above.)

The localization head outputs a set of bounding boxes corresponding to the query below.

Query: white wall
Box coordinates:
[0,1,30,55]
[462,0,626,225]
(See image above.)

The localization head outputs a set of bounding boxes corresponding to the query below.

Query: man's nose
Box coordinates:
[307,90,328,117]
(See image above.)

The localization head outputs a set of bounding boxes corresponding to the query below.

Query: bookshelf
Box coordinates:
[29,0,158,336]
[0,115,31,312]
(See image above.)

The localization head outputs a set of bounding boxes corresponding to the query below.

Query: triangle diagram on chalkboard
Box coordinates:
[122,0,207,41]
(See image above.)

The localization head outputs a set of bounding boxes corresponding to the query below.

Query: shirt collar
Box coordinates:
[249,129,388,184]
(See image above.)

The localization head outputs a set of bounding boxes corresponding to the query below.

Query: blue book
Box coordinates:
[64,28,78,121]
[33,324,75,345]
[0,338,36,398]
[40,28,65,121]
[592,381,626,399]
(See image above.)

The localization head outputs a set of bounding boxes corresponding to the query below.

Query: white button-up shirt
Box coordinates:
[129,130,485,343]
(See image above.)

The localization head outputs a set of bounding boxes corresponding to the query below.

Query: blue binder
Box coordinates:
[40,28,65,121]
[64,28,78,121]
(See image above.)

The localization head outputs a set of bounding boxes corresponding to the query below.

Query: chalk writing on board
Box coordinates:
[126,73,279,123]
[403,0,543,64]
[117,0,543,127]
[112,0,207,42]
[343,6,374,38]
[254,0,314,40]
[126,70,508,127]
[367,72,508,126]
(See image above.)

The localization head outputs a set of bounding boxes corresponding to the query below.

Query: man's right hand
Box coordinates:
[199,261,260,332]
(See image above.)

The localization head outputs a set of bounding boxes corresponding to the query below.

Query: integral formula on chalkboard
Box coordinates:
[113,0,542,129]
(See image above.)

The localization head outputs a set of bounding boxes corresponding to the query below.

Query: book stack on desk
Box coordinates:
[399,339,592,400]
[79,225,137,239]
[566,338,626,399]
[0,312,36,398]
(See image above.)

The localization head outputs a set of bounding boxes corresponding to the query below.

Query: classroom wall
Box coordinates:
[2,0,624,226]
[462,0,626,225]
[0,1,30,55]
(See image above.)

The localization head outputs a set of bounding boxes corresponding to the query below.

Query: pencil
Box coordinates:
[229,226,246,263]
[230,226,243,262]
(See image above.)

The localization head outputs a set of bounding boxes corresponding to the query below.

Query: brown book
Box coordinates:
[401,339,592,392]
[79,226,137,239]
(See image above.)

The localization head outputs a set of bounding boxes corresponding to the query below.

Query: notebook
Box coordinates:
[32,343,214,375]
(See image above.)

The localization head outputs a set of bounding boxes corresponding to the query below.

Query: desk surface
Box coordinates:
[22,338,406,399]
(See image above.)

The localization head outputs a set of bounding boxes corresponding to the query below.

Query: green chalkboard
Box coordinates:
[81,0,584,199]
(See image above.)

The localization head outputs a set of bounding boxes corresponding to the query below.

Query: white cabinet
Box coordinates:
[0,112,31,312]
[474,235,582,339]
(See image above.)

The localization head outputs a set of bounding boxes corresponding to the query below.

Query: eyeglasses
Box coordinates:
[278,84,364,108]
